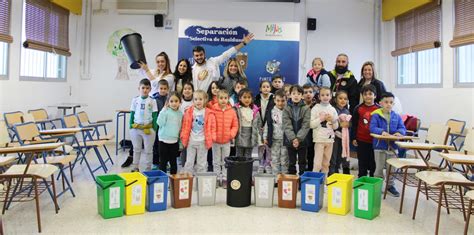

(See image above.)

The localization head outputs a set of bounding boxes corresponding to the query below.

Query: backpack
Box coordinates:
[402,114,419,136]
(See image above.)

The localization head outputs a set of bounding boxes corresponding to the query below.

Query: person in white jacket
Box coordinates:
[192,33,254,91]
[310,87,339,174]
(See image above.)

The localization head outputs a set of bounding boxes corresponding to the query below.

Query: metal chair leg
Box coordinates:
[465,200,472,235]
[400,168,408,214]
[33,178,41,233]
[412,179,422,220]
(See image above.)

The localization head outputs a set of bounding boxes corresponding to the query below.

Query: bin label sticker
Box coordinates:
[282,181,293,201]
[258,179,269,199]
[358,189,369,211]
[332,187,342,208]
[305,184,316,205]
[202,178,213,198]
[132,185,142,206]
[153,182,164,204]
[109,187,120,209]
[179,179,189,200]
[230,180,241,190]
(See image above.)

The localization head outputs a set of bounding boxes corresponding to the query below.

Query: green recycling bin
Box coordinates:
[353,176,383,220]
[96,174,125,219]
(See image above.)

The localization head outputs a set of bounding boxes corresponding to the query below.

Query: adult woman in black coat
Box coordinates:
[356,61,387,104]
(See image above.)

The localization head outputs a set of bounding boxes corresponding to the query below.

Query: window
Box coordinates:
[456,44,474,85]
[0,42,7,78]
[0,0,12,79]
[392,2,442,87]
[20,0,70,81]
[451,0,474,86]
[397,48,441,86]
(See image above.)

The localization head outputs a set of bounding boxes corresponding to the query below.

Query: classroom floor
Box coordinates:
[2,146,472,234]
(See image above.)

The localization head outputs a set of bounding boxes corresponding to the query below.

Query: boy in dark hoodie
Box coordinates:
[283,85,311,176]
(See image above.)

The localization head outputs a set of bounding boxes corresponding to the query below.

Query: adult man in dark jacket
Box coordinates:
[328,53,358,114]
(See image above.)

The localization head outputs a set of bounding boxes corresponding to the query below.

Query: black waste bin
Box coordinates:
[120,33,147,69]
[225,157,254,207]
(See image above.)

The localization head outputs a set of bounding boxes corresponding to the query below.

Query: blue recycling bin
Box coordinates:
[142,170,169,212]
[300,172,325,212]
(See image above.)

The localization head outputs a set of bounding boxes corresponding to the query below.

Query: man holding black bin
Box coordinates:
[192,33,254,92]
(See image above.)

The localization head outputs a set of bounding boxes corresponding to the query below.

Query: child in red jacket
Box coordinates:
[181,90,216,174]
[211,89,239,186]
[351,84,380,178]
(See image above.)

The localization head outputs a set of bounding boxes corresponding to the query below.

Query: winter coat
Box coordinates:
[370,108,406,150]
[180,106,216,149]
[211,103,239,144]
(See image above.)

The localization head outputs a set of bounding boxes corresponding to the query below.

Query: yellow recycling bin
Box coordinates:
[326,173,354,215]
[119,172,147,215]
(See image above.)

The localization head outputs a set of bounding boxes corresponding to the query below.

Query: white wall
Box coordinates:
[0,0,81,118]
[1,0,376,135]
[379,0,474,128]
[74,0,376,134]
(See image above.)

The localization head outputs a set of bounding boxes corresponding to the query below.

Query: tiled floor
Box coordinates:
[2,147,472,234]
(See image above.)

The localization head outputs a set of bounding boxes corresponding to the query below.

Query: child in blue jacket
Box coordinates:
[370,92,406,197]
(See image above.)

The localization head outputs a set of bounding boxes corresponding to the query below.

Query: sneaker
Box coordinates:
[387,186,400,197]
[131,168,139,172]
[121,156,133,168]
[222,179,227,189]
[342,168,350,174]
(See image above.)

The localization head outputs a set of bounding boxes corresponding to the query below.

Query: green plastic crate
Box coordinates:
[96,174,125,219]
[353,177,383,220]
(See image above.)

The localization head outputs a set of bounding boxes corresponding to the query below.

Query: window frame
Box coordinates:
[396,48,443,88]
[19,0,67,82]
[454,44,474,88]
[0,42,9,80]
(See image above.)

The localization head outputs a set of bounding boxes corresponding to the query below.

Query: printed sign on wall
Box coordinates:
[178,19,300,93]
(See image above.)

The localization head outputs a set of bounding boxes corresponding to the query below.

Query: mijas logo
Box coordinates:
[265,24,283,36]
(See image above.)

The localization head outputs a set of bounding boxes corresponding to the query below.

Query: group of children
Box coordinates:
[129,74,406,196]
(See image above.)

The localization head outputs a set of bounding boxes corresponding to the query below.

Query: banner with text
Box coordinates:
[178,19,300,94]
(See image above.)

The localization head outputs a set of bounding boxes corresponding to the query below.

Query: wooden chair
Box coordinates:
[28,108,61,130]
[62,115,110,179]
[76,111,114,140]
[3,111,24,140]
[413,171,474,235]
[13,122,76,197]
[443,129,474,174]
[76,112,114,164]
[0,121,18,171]
[465,190,474,235]
[0,134,62,233]
[446,119,466,150]
[384,123,451,214]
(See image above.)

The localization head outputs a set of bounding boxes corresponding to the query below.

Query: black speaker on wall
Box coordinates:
[307,18,316,31]
[154,14,163,27]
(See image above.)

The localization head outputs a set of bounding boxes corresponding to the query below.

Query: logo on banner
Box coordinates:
[265,24,283,36]
[184,26,249,46]
[266,60,281,74]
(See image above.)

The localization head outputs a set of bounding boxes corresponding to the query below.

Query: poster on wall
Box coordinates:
[178,19,300,93]
[107,28,141,80]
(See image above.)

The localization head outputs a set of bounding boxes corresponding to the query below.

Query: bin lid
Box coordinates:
[224,157,254,164]
[277,174,299,180]
[170,173,193,179]
[254,173,275,178]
